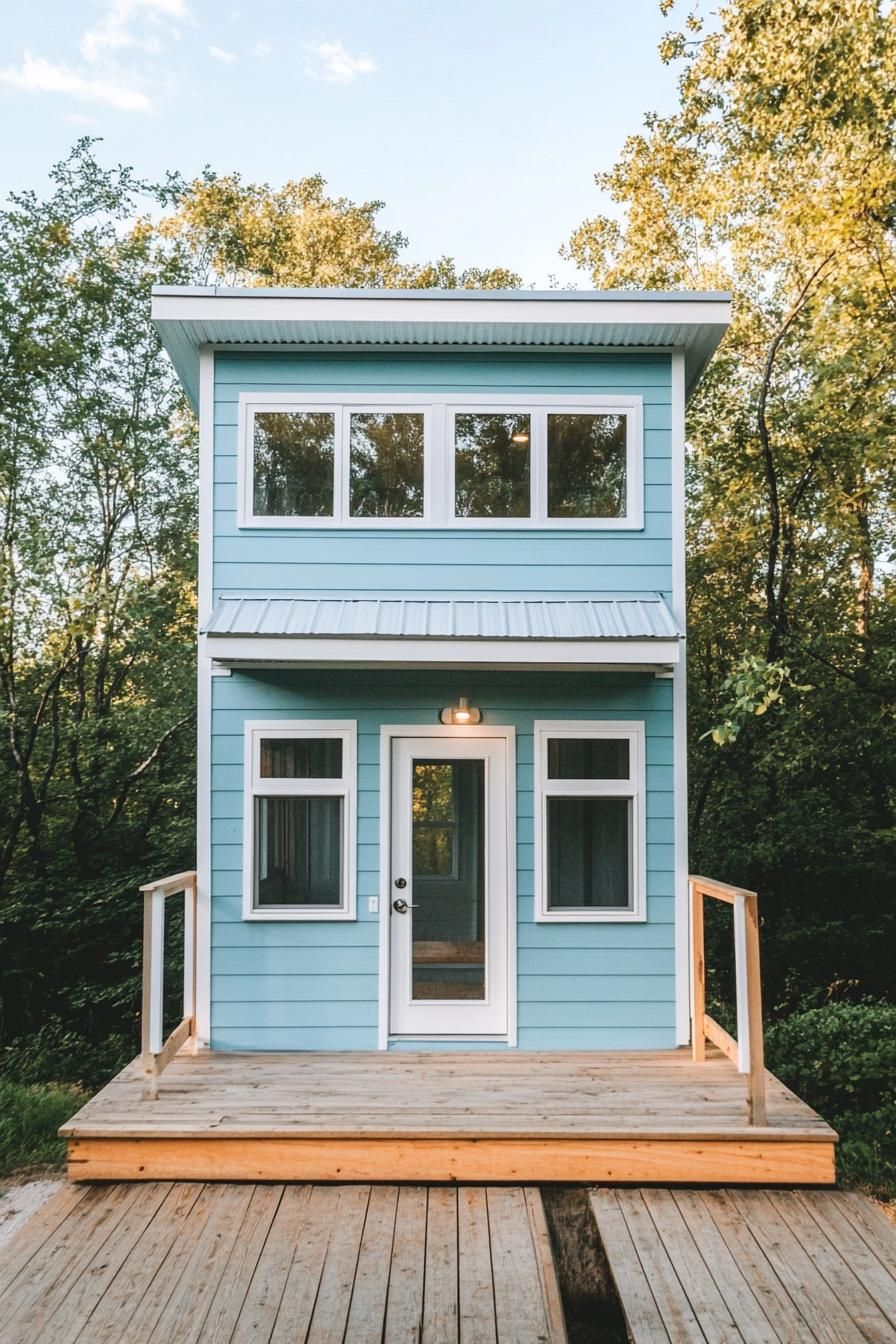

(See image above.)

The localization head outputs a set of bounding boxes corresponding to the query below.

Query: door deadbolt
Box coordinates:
[394,877,407,889]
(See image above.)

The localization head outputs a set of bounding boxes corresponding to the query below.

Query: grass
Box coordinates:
[0,1078,86,1179]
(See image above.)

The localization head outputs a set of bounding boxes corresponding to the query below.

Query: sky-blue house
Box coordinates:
[152,287,731,1056]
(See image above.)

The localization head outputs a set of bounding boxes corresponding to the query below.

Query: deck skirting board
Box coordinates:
[67,1135,837,1185]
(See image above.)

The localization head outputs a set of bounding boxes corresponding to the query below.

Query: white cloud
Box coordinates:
[0,51,151,112]
[81,0,191,63]
[253,40,272,58]
[209,45,236,63]
[304,39,376,84]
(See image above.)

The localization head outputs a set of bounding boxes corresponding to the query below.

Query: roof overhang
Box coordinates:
[202,595,683,671]
[152,286,731,410]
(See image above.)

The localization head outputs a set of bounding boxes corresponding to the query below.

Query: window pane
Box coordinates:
[546,796,631,909]
[454,412,530,518]
[253,411,335,517]
[547,413,626,518]
[260,738,343,779]
[255,795,342,906]
[349,412,425,518]
[547,738,630,780]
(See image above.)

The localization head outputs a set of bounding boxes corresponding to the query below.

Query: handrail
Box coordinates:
[690,874,767,1126]
[140,869,198,1100]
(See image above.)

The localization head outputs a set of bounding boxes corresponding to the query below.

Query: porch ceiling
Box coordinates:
[201,594,683,669]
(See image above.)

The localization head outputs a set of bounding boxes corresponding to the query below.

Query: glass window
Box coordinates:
[349,412,425,518]
[454,412,531,518]
[260,738,343,779]
[547,737,630,780]
[253,411,335,517]
[254,796,342,907]
[247,722,355,918]
[546,797,632,909]
[547,412,626,518]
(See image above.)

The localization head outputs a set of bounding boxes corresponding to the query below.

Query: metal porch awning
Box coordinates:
[201,595,683,669]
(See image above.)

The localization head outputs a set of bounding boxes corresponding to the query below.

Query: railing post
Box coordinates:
[183,877,198,1054]
[690,879,706,1061]
[744,892,767,1126]
[140,888,163,1101]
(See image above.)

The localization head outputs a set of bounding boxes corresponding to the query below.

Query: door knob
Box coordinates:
[392,898,419,914]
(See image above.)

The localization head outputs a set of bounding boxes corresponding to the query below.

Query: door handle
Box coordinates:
[392,898,419,914]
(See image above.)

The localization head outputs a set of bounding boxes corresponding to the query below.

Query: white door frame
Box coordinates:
[377,724,517,1047]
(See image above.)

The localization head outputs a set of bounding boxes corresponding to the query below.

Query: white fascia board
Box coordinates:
[201,635,680,667]
[151,290,731,332]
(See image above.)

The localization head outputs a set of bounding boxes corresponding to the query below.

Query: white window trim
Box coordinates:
[533,719,647,923]
[237,391,644,531]
[242,719,357,921]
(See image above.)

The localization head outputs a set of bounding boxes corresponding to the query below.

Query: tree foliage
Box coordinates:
[0,141,522,1080]
[159,169,520,289]
[567,0,896,1007]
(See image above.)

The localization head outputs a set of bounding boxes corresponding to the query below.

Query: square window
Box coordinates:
[254,796,343,907]
[547,412,626,518]
[454,412,531,519]
[253,411,335,517]
[349,411,425,518]
[546,796,632,910]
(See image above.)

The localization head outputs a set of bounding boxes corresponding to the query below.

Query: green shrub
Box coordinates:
[0,1079,86,1177]
[0,1019,131,1092]
[766,999,896,1197]
[765,999,896,1115]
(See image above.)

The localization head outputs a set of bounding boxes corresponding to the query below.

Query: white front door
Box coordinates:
[389,735,509,1037]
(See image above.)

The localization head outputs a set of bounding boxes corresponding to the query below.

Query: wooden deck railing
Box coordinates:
[690,874,767,1126]
[140,869,198,1100]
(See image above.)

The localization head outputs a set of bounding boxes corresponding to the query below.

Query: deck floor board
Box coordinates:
[0,1181,566,1343]
[593,1187,896,1344]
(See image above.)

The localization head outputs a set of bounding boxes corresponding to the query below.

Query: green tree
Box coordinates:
[566,0,896,1007]
[160,169,520,289]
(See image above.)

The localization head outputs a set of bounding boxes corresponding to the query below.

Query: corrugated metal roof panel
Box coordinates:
[203,595,682,642]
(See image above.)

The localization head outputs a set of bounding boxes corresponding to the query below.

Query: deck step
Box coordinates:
[61,1049,837,1185]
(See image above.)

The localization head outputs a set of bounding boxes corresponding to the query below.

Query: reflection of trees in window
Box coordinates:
[454,413,530,518]
[350,412,425,518]
[253,411,335,516]
[547,413,626,517]
[412,762,457,877]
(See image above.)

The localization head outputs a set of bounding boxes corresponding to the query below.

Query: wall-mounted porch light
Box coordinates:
[439,696,482,725]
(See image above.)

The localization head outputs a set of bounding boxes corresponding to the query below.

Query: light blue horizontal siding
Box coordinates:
[211,351,672,602]
[209,668,678,1051]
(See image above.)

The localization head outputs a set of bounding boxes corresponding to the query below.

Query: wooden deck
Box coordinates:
[0,1180,567,1343]
[61,1048,837,1184]
[592,1187,896,1343]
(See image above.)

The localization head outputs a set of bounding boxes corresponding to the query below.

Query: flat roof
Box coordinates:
[151,286,732,408]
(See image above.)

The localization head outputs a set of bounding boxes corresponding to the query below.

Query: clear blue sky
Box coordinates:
[0,1,680,286]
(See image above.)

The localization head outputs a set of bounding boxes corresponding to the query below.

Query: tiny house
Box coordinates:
[63,289,839,1184]
[169,286,727,1054]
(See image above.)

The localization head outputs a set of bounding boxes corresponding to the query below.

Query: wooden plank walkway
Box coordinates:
[0,1181,567,1344]
[61,1049,837,1184]
[591,1187,896,1343]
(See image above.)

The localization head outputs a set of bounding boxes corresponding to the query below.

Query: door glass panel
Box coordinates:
[411,758,485,1000]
